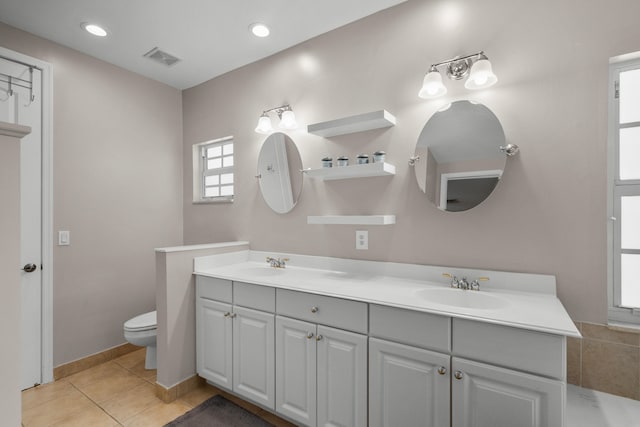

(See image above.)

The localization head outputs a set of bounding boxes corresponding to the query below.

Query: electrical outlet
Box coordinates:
[356,230,368,250]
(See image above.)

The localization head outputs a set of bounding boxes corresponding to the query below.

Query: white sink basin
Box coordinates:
[416,288,508,310]
[241,266,286,275]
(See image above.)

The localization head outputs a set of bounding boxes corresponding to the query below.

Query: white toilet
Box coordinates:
[124,310,157,369]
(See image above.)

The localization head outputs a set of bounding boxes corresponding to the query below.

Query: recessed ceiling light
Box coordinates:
[81,23,108,37]
[249,23,270,38]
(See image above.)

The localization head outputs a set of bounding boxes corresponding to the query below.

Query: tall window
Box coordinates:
[609,53,640,323]
[193,136,234,203]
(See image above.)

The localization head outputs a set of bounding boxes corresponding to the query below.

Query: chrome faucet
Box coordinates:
[470,277,489,291]
[266,257,289,268]
[443,273,489,291]
[443,273,460,288]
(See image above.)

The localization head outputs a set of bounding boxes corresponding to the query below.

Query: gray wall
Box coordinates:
[0,23,184,366]
[182,0,640,324]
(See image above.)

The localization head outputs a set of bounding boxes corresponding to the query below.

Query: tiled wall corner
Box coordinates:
[567,322,582,386]
[569,321,640,400]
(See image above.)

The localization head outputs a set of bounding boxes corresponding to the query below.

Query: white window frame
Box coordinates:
[608,52,640,324]
[192,136,234,203]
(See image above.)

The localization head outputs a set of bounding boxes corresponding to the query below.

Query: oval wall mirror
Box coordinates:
[257,132,303,214]
[413,100,507,212]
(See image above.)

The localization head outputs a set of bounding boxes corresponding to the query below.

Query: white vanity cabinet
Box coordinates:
[275,289,368,427]
[368,305,567,427]
[451,357,563,427]
[195,276,276,409]
[195,263,573,427]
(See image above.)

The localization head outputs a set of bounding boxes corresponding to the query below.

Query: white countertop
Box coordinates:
[194,250,581,338]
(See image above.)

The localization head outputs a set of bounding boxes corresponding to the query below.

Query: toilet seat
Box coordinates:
[124,310,156,332]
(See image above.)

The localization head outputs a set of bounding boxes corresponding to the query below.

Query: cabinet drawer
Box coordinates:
[234,281,275,312]
[452,318,566,380]
[196,275,232,303]
[276,289,368,334]
[370,304,451,353]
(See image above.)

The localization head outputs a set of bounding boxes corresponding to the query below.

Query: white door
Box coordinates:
[233,306,275,409]
[0,55,43,390]
[452,357,565,427]
[317,325,367,427]
[196,298,233,389]
[275,316,317,427]
[369,338,451,427]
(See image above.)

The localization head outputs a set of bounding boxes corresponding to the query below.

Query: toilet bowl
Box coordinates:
[124,310,157,369]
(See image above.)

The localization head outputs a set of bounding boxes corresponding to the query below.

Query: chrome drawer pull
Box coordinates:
[311,306,319,313]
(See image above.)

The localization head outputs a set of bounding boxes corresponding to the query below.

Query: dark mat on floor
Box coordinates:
[164,395,275,427]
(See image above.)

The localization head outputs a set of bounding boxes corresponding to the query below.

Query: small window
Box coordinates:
[608,53,640,324]
[193,136,234,203]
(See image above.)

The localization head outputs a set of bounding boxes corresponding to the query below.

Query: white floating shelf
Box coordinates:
[307,110,396,137]
[304,162,395,181]
[307,215,396,225]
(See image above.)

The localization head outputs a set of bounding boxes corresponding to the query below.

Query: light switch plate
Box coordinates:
[58,230,70,246]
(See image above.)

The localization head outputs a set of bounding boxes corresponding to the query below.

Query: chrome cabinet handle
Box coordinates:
[229,313,237,318]
[224,312,231,317]
[306,332,314,339]
[454,371,463,380]
[437,366,447,375]
[310,306,319,313]
[316,335,323,341]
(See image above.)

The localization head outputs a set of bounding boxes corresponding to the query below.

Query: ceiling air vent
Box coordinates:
[143,47,180,67]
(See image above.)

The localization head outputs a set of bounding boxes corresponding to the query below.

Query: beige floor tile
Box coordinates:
[74,366,146,404]
[177,384,218,407]
[49,404,120,427]
[22,379,77,411]
[125,359,157,383]
[66,361,126,388]
[22,387,96,427]
[123,400,192,427]
[113,348,146,370]
[101,382,162,424]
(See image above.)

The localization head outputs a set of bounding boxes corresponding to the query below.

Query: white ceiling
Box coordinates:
[0,0,407,89]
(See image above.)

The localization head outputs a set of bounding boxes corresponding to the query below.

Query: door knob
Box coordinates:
[22,263,37,273]
[454,371,464,380]
[437,366,447,375]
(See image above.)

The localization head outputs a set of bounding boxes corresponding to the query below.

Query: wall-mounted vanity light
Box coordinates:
[418,51,497,99]
[255,104,298,134]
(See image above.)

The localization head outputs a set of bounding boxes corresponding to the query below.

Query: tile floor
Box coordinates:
[21,349,294,427]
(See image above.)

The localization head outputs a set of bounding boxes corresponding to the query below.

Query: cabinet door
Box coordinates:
[369,338,450,427]
[452,357,565,427]
[276,316,317,427]
[196,298,233,389]
[233,306,275,410]
[317,325,367,427]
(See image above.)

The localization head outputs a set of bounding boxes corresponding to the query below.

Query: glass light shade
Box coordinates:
[418,70,447,99]
[82,23,108,37]
[255,115,273,134]
[465,58,498,90]
[279,110,298,130]
[250,23,270,38]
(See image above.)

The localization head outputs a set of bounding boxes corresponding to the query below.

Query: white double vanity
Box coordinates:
[193,250,579,427]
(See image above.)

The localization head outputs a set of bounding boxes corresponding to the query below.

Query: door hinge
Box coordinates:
[614,80,620,99]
